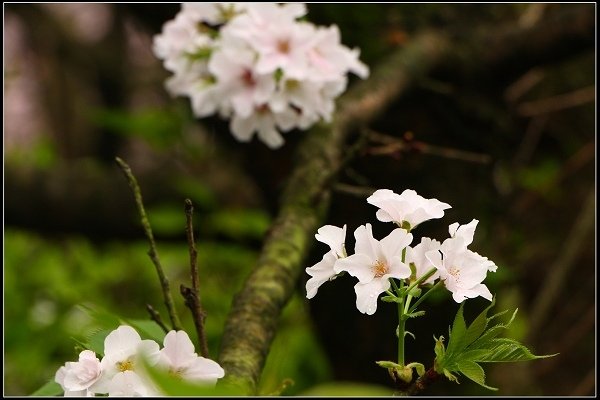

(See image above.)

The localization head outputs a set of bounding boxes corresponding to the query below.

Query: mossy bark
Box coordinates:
[217,32,450,394]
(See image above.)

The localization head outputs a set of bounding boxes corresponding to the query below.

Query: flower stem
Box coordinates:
[408,281,444,314]
[397,297,405,366]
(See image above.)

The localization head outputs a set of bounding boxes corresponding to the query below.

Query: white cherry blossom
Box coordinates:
[334,224,413,315]
[92,325,160,395]
[367,189,451,230]
[157,330,225,386]
[425,220,497,303]
[153,3,369,149]
[54,350,102,397]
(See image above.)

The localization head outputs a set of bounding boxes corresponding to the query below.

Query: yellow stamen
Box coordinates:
[373,260,389,278]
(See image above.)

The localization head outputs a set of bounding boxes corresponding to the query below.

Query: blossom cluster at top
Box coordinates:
[305,189,498,314]
[55,325,224,396]
[153,3,369,148]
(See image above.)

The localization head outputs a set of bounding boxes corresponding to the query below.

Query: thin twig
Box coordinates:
[367,129,492,164]
[115,157,182,331]
[146,304,169,333]
[517,86,595,116]
[182,198,210,358]
[333,183,378,198]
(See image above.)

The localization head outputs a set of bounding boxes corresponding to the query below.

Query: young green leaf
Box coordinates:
[467,338,557,363]
[456,360,498,391]
[462,297,496,346]
[445,302,467,357]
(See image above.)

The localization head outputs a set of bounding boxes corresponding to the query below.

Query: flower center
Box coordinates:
[241,68,256,88]
[277,39,291,54]
[117,359,135,372]
[168,367,185,380]
[448,266,461,282]
[373,260,389,278]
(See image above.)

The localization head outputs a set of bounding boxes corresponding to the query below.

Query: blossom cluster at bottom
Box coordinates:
[55,325,225,396]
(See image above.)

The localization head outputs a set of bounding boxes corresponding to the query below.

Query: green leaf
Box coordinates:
[83,328,112,356]
[31,380,63,396]
[474,308,518,345]
[457,360,498,391]
[463,297,496,346]
[404,310,426,319]
[446,302,467,357]
[468,338,557,363]
[382,295,402,303]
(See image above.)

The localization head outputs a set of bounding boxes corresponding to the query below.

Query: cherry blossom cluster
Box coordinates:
[306,189,498,314]
[55,325,224,396]
[153,3,369,148]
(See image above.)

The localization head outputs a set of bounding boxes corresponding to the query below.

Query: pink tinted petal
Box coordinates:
[424,249,443,271]
[138,339,161,366]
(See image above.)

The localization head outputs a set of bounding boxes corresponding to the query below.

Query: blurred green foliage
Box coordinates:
[5,226,331,395]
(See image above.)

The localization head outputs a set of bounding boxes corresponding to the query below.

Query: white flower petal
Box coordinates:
[305,252,338,299]
[379,228,412,262]
[161,331,197,370]
[354,279,390,315]
[315,224,346,257]
[334,253,374,283]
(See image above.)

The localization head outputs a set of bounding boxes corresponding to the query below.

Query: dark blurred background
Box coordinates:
[3,3,595,396]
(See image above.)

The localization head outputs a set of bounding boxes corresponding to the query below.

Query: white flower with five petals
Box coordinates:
[425,219,496,303]
[91,325,160,395]
[367,189,451,230]
[334,224,412,315]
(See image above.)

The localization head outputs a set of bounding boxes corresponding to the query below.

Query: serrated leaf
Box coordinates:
[442,368,459,383]
[84,328,112,355]
[382,295,402,303]
[468,338,557,363]
[405,310,426,319]
[463,297,496,346]
[457,360,498,391]
[446,303,467,357]
[31,380,63,396]
[474,308,518,345]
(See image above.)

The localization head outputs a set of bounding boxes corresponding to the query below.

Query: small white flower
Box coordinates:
[92,325,160,395]
[335,224,412,315]
[426,220,497,303]
[229,104,297,149]
[367,189,452,230]
[55,350,101,397]
[406,237,441,284]
[158,330,225,386]
[305,224,347,299]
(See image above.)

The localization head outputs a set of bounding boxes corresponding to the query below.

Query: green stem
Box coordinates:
[404,294,413,314]
[397,297,405,366]
[405,267,438,295]
[408,281,444,314]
